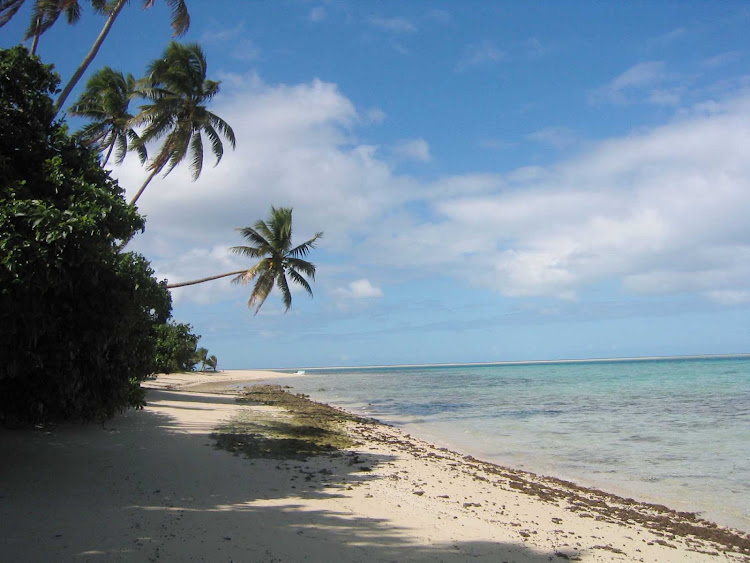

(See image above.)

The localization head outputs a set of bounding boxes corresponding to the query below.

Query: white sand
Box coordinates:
[1,378,747,562]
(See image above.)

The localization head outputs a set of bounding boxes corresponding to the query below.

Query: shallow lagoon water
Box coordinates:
[264,356,750,531]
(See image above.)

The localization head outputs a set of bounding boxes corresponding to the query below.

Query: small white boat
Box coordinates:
[295,370,306,375]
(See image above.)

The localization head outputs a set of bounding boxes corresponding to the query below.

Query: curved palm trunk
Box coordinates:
[30,17,40,55]
[54,0,126,115]
[129,166,159,206]
[102,141,115,167]
[166,269,247,289]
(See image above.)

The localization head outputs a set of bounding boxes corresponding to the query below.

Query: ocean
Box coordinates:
[262,355,750,532]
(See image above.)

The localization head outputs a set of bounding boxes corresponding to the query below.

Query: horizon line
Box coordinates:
[256,352,750,372]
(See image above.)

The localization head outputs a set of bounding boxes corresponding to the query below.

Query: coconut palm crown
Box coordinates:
[70,66,147,166]
[231,207,323,314]
[128,41,235,205]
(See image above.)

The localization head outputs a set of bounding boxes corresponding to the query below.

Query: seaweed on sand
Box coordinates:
[211,385,374,460]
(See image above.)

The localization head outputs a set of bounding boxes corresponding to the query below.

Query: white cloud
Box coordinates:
[358,93,750,300]
[704,290,750,305]
[334,279,384,300]
[367,16,417,34]
[116,73,750,309]
[456,40,506,71]
[393,138,431,162]
[592,61,669,104]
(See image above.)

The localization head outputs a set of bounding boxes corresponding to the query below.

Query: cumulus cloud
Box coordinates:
[115,72,750,309]
[334,279,384,300]
[358,93,750,302]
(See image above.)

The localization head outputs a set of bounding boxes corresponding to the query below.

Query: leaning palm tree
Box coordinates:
[127,41,235,206]
[70,66,147,166]
[0,0,107,55]
[205,355,217,372]
[27,0,108,54]
[53,0,190,114]
[166,207,323,315]
[0,0,26,27]
[194,346,208,372]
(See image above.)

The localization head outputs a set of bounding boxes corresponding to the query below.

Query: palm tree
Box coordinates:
[128,41,235,206]
[0,0,107,55]
[205,354,217,372]
[194,346,208,372]
[70,66,147,166]
[166,207,323,315]
[0,0,26,27]
[27,0,108,55]
[54,0,190,114]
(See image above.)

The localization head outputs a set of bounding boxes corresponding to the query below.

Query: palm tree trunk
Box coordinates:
[116,166,161,251]
[30,17,40,55]
[102,141,115,167]
[53,0,126,115]
[166,270,248,289]
[129,166,159,206]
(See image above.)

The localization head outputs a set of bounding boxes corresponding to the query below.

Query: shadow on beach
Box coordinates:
[0,389,562,562]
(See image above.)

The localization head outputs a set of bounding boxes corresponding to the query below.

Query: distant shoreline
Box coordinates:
[260,352,750,373]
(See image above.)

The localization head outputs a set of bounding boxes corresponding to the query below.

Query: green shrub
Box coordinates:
[153,322,201,374]
[0,47,171,424]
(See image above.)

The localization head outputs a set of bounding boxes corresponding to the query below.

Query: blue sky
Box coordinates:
[4,2,750,368]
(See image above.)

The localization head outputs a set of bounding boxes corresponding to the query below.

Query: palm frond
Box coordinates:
[189,130,203,179]
[286,257,316,279]
[251,219,275,245]
[208,111,236,149]
[114,131,128,165]
[230,244,264,259]
[287,268,313,297]
[276,272,292,311]
[231,261,265,285]
[0,0,26,27]
[202,122,223,165]
[235,226,271,249]
[288,232,323,258]
[248,270,275,314]
[126,129,148,164]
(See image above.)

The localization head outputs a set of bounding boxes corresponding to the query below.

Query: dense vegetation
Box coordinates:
[0,3,320,425]
[0,46,173,424]
[153,321,200,374]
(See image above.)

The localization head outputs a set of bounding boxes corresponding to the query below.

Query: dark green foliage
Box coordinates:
[152,321,199,374]
[0,46,171,424]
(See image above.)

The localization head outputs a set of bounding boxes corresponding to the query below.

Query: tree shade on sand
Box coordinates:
[166,207,323,315]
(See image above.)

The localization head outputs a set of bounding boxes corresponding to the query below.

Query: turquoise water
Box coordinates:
[264,356,750,531]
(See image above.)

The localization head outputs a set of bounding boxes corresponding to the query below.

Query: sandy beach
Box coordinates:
[1,371,748,562]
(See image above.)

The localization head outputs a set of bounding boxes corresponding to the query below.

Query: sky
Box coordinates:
[3,1,750,368]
